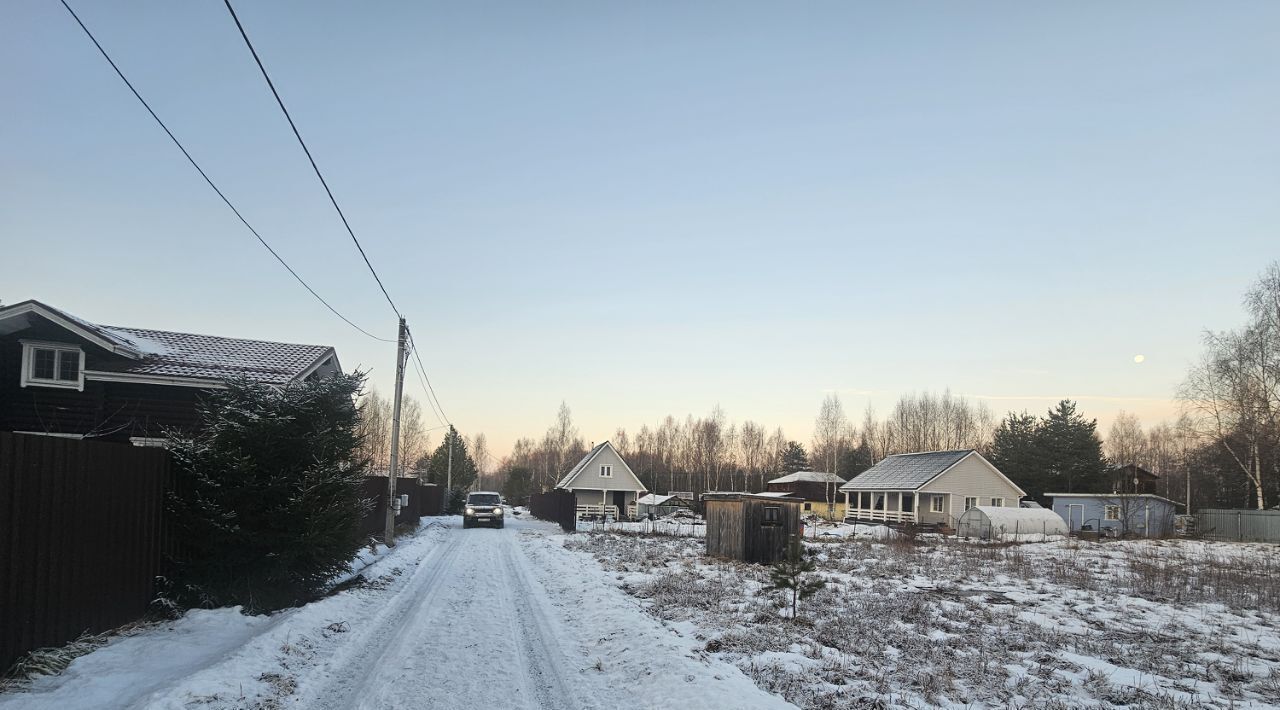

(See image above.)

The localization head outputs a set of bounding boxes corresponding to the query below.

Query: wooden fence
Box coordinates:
[529,489,577,532]
[1197,509,1280,543]
[0,433,171,671]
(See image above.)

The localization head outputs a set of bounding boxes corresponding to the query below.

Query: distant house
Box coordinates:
[839,450,1025,527]
[1109,464,1161,495]
[766,471,848,519]
[554,441,647,520]
[0,300,341,444]
[1048,493,1179,537]
[635,493,694,518]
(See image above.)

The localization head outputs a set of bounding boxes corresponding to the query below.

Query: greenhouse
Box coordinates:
[956,506,1068,542]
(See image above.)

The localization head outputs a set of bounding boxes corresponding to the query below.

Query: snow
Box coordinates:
[570,532,1280,709]
[102,327,171,356]
[1,517,791,710]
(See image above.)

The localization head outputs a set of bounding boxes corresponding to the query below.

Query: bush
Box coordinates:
[163,372,371,612]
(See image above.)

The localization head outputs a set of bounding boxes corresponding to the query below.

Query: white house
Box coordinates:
[839,450,1025,527]
[554,441,647,520]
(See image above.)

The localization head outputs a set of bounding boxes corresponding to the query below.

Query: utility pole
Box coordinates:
[385,317,407,546]
[445,430,454,513]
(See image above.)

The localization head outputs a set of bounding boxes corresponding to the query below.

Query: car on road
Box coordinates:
[463,491,505,529]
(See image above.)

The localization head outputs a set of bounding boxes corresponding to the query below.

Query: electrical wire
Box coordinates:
[58,0,394,344]
[222,0,401,319]
[406,328,451,428]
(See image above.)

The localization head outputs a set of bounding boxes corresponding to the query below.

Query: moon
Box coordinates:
[1133,354,1146,364]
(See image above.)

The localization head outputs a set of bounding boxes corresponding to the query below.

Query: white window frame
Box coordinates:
[990,497,1004,507]
[964,496,978,511]
[1104,504,1121,521]
[129,437,171,448]
[930,495,944,513]
[20,340,85,391]
[599,464,612,477]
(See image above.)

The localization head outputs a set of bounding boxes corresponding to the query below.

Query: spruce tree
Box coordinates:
[780,441,810,472]
[426,426,478,509]
[989,411,1044,498]
[767,537,826,619]
[1035,400,1107,498]
[164,372,371,612]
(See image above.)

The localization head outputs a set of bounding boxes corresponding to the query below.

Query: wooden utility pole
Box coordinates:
[445,432,454,512]
[385,317,407,546]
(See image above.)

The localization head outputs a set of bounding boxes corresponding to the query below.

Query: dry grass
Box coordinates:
[568,533,1280,709]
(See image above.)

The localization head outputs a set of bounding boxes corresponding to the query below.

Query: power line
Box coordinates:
[222,0,401,319]
[58,0,394,344]
[406,328,451,427]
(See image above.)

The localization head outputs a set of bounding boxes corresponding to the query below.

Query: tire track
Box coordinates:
[500,534,591,710]
[304,531,467,710]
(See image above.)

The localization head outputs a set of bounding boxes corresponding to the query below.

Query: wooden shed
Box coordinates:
[703,493,803,564]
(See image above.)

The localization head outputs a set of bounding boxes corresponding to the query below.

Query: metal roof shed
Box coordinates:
[956,506,1068,541]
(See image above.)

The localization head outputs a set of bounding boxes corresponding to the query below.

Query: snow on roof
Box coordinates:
[768,471,847,485]
[959,506,1068,535]
[1,299,336,386]
[839,450,973,491]
[637,494,689,506]
[1045,493,1182,506]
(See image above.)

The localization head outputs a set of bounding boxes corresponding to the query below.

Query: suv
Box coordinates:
[463,491,505,529]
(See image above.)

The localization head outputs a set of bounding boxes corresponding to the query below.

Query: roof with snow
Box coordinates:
[768,471,847,485]
[839,450,974,491]
[636,494,692,507]
[0,299,339,386]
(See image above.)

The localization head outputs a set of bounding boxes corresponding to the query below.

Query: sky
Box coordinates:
[3,1,1278,460]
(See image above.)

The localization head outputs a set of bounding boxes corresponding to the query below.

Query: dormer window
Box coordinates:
[20,341,85,391]
[600,465,612,477]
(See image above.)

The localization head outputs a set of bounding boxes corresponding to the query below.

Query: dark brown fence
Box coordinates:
[419,483,443,516]
[359,476,423,539]
[0,433,171,670]
[529,489,577,532]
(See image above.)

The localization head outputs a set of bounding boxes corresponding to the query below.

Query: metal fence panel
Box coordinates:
[1196,509,1280,543]
[0,433,170,670]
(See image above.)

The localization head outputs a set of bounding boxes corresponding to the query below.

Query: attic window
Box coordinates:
[20,341,84,391]
[599,465,612,477]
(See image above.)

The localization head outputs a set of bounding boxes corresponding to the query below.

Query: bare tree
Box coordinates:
[1180,263,1280,509]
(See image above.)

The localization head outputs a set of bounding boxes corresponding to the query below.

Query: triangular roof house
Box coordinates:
[555,441,647,519]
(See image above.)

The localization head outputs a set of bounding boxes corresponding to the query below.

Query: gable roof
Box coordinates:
[554,441,645,491]
[841,450,1026,496]
[769,471,847,485]
[840,450,973,491]
[0,300,339,387]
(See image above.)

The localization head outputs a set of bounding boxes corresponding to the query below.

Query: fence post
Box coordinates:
[1237,511,1242,541]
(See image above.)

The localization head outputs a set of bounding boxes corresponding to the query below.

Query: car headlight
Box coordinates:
[494,507,503,515]
[465,507,475,515]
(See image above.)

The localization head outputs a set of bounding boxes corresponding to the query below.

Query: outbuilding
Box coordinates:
[703,492,803,564]
[956,505,1068,541]
[635,493,694,518]
[1048,493,1179,537]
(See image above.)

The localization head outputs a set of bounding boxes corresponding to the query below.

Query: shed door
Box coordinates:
[1067,504,1084,531]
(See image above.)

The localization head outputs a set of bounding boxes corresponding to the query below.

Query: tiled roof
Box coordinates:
[769,471,847,485]
[839,450,973,491]
[0,299,334,386]
[92,327,332,385]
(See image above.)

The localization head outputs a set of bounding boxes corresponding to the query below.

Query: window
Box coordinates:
[964,496,978,511]
[803,502,811,511]
[1104,505,1121,521]
[930,495,944,513]
[20,341,84,391]
[990,497,1004,507]
[599,465,612,477]
[763,506,781,524]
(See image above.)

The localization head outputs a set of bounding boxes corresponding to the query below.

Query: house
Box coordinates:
[1109,464,1161,495]
[554,441,647,520]
[0,300,341,444]
[839,450,1025,527]
[1048,493,1179,537]
[635,493,694,518]
[766,471,848,519]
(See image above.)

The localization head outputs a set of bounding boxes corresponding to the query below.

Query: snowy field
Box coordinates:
[568,532,1280,709]
[0,516,789,710]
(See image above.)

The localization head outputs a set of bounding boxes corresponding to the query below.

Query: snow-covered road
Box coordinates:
[2,515,793,710]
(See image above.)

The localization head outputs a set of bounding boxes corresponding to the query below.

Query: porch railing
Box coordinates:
[575,504,619,520]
